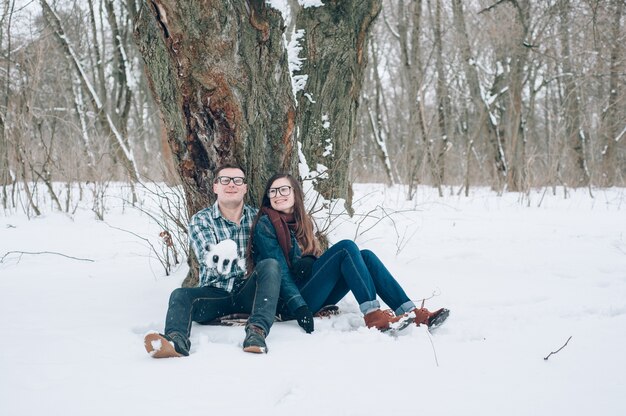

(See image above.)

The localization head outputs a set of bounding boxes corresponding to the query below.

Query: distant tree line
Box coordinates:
[353,0,625,197]
[0,1,624,215]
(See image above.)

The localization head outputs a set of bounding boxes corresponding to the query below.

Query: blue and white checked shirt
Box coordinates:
[188,202,258,292]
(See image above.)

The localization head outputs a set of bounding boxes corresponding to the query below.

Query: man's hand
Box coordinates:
[204,239,240,275]
[295,306,314,333]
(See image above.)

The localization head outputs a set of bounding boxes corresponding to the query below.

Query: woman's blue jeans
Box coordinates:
[298,240,416,316]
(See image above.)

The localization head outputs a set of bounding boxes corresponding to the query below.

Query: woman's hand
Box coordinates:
[295,306,314,333]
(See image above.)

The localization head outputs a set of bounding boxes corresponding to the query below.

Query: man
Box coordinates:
[144,164,281,357]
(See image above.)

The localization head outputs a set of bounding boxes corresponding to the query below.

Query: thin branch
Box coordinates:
[425,326,440,367]
[382,4,401,39]
[353,207,381,240]
[544,336,573,360]
[357,206,420,236]
[479,0,511,15]
[419,289,442,305]
[0,250,95,263]
[103,221,173,275]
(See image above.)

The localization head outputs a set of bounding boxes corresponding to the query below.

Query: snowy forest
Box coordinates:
[2,3,625,415]
[1,0,625,215]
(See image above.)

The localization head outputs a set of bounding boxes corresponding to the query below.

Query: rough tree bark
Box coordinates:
[134,0,296,216]
[294,0,382,209]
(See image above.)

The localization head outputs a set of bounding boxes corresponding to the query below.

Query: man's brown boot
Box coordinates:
[144,332,183,358]
[243,325,268,354]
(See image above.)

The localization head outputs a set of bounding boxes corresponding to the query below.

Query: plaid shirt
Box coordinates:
[188,202,258,292]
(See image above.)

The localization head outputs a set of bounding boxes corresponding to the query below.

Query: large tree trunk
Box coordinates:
[294,0,382,209]
[134,0,380,286]
[134,0,296,216]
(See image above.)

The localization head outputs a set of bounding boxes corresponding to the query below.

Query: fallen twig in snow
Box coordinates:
[425,328,440,367]
[544,336,573,361]
[0,251,95,263]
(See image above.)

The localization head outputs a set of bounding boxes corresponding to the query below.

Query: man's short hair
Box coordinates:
[214,163,246,182]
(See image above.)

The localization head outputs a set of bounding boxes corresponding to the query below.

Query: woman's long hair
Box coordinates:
[246,173,321,273]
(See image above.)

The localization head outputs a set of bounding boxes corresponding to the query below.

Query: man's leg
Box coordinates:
[146,286,232,357]
[233,258,280,353]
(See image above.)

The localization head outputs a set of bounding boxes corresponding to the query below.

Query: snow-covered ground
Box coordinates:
[1,184,625,416]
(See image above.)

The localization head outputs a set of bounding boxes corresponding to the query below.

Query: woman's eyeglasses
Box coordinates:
[215,176,246,186]
[267,185,292,198]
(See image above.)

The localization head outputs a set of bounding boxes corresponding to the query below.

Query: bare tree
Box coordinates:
[558,0,591,187]
[430,0,451,192]
[39,0,140,183]
[452,0,507,190]
[0,0,15,209]
[600,0,624,186]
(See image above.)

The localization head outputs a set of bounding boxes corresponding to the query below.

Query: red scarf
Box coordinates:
[261,207,297,268]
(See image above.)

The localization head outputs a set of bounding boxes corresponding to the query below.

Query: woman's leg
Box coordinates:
[361,249,416,315]
[361,249,449,327]
[298,240,379,314]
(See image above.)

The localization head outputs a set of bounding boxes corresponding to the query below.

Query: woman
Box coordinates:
[249,173,448,333]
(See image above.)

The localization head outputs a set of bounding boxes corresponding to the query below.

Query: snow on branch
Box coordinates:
[267,1,325,103]
[614,124,626,143]
[1,251,95,264]
[285,28,308,102]
[298,0,325,7]
[366,102,394,185]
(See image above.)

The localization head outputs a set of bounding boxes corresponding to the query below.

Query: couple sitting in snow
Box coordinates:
[144,164,448,358]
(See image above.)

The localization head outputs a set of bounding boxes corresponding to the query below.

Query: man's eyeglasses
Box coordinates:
[267,186,292,198]
[215,176,246,186]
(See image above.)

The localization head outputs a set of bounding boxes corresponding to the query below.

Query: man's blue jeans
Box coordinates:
[298,240,416,316]
[164,258,280,353]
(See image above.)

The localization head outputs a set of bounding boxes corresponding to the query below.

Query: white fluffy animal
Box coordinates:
[204,239,245,275]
